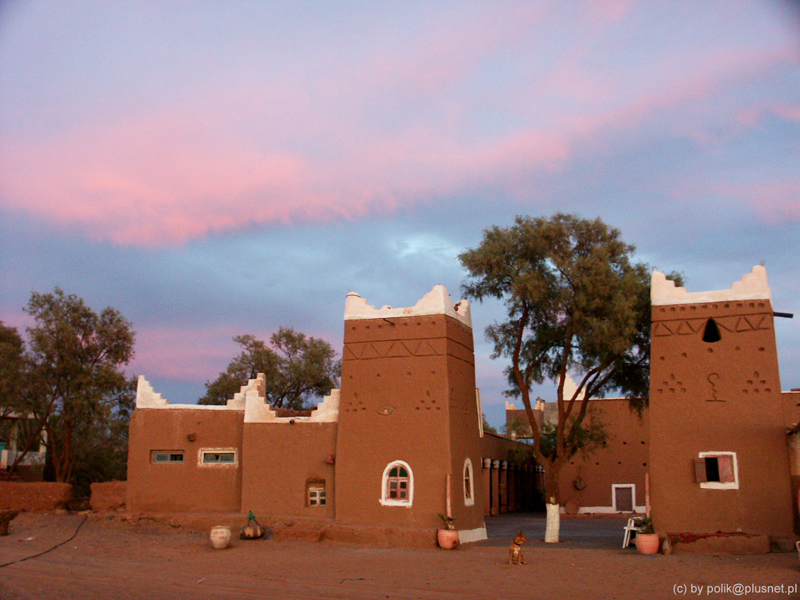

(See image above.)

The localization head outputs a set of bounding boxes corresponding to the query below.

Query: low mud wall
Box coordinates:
[90,481,126,511]
[0,482,72,511]
[669,532,772,554]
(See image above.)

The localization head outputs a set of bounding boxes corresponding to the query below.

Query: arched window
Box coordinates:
[380,460,413,506]
[702,318,722,343]
[463,458,475,506]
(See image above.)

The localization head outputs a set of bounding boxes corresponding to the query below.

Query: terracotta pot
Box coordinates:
[635,533,660,555]
[240,525,266,539]
[210,525,232,549]
[437,528,459,549]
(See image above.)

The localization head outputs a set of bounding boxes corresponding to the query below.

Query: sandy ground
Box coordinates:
[0,512,798,600]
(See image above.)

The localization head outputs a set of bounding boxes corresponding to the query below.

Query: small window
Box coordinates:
[308,485,326,506]
[380,461,413,506]
[152,451,183,464]
[694,452,738,489]
[198,448,238,466]
[463,458,475,506]
[702,318,722,343]
[203,452,235,464]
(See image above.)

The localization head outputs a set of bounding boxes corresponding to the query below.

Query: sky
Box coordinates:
[1,1,799,430]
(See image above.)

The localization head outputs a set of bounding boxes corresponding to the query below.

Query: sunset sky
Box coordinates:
[1,1,799,428]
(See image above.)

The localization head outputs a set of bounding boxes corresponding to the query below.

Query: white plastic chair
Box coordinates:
[622,517,638,548]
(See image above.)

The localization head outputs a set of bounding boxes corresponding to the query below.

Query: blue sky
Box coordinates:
[1,1,799,428]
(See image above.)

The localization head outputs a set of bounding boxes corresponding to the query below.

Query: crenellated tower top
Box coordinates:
[651,265,772,307]
[344,284,472,328]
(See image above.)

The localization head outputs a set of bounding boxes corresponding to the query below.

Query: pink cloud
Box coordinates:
[0,311,33,334]
[129,324,242,381]
[1,4,793,247]
[586,0,637,25]
[544,45,796,154]
[671,180,800,224]
[131,321,348,389]
[1,71,578,246]
[773,104,800,123]
[738,102,800,128]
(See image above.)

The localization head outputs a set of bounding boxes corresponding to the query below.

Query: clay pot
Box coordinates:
[635,533,660,555]
[437,528,459,550]
[209,525,232,549]
[240,525,266,539]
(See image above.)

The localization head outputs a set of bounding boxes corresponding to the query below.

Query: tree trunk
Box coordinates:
[51,420,73,483]
[545,502,560,543]
[543,465,561,543]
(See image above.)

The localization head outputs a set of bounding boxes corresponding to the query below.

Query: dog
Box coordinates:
[508,530,527,565]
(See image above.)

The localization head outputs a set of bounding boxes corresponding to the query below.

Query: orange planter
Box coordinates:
[635,533,660,555]
[437,529,459,549]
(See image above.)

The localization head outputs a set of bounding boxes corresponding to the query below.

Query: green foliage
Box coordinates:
[538,407,608,462]
[199,327,341,409]
[23,288,135,483]
[633,515,654,534]
[459,214,676,517]
[460,214,651,404]
[506,446,534,468]
[68,376,136,496]
[0,323,26,417]
[437,512,456,530]
[481,413,498,435]
[505,413,533,440]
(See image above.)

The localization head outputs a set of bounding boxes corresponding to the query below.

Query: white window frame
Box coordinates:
[380,460,414,507]
[697,451,739,490]
[308,484,326,507]
[463,458,475,506]
[612,484,636,512]
[198,447,238,467]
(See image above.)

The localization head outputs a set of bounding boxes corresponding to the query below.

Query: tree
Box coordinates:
[0,322,44,479]
[0,323,26,415]
[481,413,498,435]
[459,214,671,543]
[199,327,341,409]
[67,375,136,496]
[24,289,135,484]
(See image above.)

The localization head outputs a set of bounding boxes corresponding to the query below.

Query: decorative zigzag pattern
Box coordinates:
[343,339,444,360]
[652,315,771,337]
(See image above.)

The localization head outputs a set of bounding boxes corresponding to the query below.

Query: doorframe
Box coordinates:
[612,484,635,512]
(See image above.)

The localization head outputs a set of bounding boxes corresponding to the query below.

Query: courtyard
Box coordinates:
[1,512,797,600]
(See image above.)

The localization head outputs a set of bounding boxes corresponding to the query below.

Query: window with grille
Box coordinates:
[381,461,413,506]
[308,484,326,506]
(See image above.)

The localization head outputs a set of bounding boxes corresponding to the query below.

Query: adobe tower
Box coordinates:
[649,266,794,536]
[333,286,487,542]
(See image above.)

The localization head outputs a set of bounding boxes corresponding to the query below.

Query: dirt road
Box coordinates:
[1,513,797,600]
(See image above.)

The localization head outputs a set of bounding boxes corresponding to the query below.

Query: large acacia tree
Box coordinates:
[24,289,135,484]
[199,327,341,409]
[460,214,659,543]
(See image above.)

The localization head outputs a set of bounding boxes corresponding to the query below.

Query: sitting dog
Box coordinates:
[508,530,527,565]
